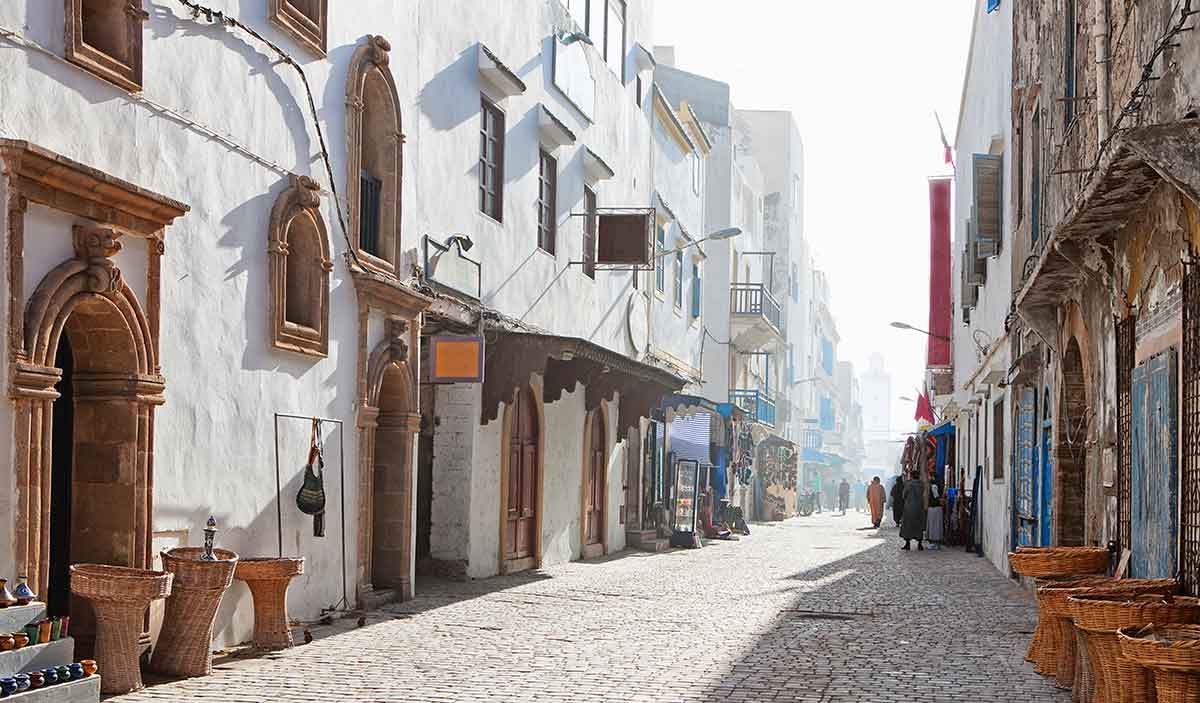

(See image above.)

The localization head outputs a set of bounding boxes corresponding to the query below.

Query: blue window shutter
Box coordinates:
[691,263,701,318]
[986,0,1000,13]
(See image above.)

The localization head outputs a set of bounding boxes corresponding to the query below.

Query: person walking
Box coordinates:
[838,479,850,515]
[889,474,904,528]
[900,471,928,550]
[867,476,886,528]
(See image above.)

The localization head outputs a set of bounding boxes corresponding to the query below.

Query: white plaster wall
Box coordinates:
[0,0,429,647]
[430,384,479,566]
[539,387,586,566]
[469,401,503,579]
[603,397,626,552]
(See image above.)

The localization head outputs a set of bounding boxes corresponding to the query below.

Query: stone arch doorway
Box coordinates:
[357,320,420,603]
[12,227,163,647]
[501,387,541,573]
[582,408,607,558]
[1058,337,1088,546]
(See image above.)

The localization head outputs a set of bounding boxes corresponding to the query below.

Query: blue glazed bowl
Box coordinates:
[41,668,57,685]
[0,678,16,697]
[13,675,28,692]
[68,663,84,680]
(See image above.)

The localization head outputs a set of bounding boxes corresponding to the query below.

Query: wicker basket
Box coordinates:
[1069,594,1200,703]
[234,557,305,650]
[1119,624,1200,703]
[69,564,173,695]
[1074,627,1095,703]
[1010,547,1111,578]
[1039,578,1177,690]
[151,548,238,678]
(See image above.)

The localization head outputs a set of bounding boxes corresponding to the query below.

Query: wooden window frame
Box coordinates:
[269,0,328,57]
[65,0,149,92]
[480,97,506,223]
[673,249,683,310]
[655,225,666,293]
[992,397,1005,481]
[583,187,597,279]
[538,150,557,255]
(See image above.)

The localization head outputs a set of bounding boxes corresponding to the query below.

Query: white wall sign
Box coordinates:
[552,34,595,121]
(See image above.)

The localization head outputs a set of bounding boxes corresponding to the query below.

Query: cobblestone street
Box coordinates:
[119,513,1066,702]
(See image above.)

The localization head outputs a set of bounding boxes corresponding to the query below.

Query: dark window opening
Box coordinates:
[359,171,382,256]
[479,98,505,222]
[583,187,597,279]
[538,150,557,254]
[81,0,129,63]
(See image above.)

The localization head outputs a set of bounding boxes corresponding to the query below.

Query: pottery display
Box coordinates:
[41,668,56,686]
[26,671,42,689]
[14,674,29,692]
[21,624,35,644]
[0,634,12,651]
[55,665,70,682]
[68,663,83,680]
[80,659,97,677]
[35,620,49,644]
[11,577,34,606]
[49,618,61,641]
[0,678,15,697]
[0,581,14,609]
[12,632,27,649]
[59,615,69,637]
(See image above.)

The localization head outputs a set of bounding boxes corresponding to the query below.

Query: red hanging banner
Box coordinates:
[927,177,953,368]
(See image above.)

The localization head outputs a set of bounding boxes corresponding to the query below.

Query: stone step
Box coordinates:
[7,674,100,702]
[0,604,46,634]
[0,637,75,677]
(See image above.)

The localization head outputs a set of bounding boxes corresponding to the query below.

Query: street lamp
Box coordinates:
[655,227,742,259]
[899,395,915,402]
[889,320,951,342]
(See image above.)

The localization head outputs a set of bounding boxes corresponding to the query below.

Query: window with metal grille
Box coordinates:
[359,171,382,256]
[993,397,1005,480]
[1117,316,1135,555]
[674,250,683,309]
[538,150,557,254]
[1182,264,1200,595]
[583,187,597,279]
[655,225,666,292]
[691,259,701,319]
[479,98,505,222]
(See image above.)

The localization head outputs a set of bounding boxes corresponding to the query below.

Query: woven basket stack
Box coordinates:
[1119,624,1200,703]
[1009,547,1110,676]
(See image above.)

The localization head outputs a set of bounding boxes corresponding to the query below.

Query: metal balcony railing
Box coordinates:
[731,389,776,427]
[730,283,782,333]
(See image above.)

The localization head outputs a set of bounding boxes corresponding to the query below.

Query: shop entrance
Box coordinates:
[1058,338,1088,546]
[504,388,539,569]
[371,363,412,590]
[583,410,606,554]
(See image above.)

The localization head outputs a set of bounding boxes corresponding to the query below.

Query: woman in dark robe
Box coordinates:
[900,471,928,550]
[889,475,905,528]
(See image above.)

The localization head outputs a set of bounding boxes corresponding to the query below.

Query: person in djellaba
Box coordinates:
[889,474,905,528]
[866,476,887,529]
[900,469,929,551]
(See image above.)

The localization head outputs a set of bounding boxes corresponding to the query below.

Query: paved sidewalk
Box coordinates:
[116,512,1066,702]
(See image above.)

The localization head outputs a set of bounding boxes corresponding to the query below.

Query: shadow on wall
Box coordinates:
[418,47,482,133]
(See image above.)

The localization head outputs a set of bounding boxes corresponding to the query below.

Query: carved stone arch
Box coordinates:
[356,317,420,603]
[269,175,332,357]
[346,35,404,276]
[11,226,164,614]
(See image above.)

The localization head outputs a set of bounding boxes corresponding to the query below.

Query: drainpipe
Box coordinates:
[1094,0,1111,146]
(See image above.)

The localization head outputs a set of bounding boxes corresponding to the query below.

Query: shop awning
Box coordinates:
[926,421,956,438]
[481,328,688,430]
[801,448,845,466]
[662,393,723,415]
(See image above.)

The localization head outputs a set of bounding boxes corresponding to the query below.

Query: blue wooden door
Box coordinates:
[1131,350,1179,578]
[1040,389,1054,546]
[1016,388,1037,546]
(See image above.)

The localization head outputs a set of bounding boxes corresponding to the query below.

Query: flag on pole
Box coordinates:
[914,392,936,425]
[935,112,954,169]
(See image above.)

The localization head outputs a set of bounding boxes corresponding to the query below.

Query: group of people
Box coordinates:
[831,473,931,550]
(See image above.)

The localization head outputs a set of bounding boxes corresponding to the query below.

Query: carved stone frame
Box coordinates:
[345,36,405,277]
[268,175,332,357]
[268,0,327,57]
[65,0,149,92]
[0,140,187,597]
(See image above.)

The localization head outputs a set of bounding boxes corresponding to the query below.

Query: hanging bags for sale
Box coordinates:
[295,418,327,537]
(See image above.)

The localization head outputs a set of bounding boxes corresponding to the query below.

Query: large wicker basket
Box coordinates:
[1010,547,1111,578]
[1039,578,1177,690]
[234,557,305,650]
[1070,594,1200,703]
[1119,624,1200,703]
[69,564,173,695]
[151,548,238,678]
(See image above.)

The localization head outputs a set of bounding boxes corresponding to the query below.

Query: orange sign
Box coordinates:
[430,336,485,383]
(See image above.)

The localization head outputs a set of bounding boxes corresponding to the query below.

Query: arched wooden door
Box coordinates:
[1058,338,1088,547]
[505,388,539,566]
[584,411,606,550]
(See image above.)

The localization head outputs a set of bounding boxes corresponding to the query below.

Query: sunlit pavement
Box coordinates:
[117,512,1066,702]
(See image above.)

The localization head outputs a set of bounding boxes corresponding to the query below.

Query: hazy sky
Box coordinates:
[654,0,975,437]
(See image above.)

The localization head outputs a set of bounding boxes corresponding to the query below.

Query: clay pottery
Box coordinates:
[14,674,29,692]
[49,618,61,641]
[55,666,70,682]
[80,660,97,677]
[0,678,15,697]
[12,632,28,649]
[36,620,50,644]
[27,671,42,689]
[0,634,12,651]
[21,624,36,644]
[58,615,69,637]
[68,663,83,680]
[41,668,56,686]
[0,580,14,609]
[12,577,34,607]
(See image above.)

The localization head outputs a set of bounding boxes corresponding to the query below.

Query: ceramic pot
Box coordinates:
[41,668,56,686]
[12,577,34,606]
[0,580,14,608]
[36,620,50,644]
[27,671,43,689]
[0,678,15,697]
[21,624,36,644]
[0,634,12,651]
[55,666,70,682]
[59,615,69,637]
[68,663,83,680]
[49,618,61,641]
[14,674,29,692]
[80,660,97,677]
[12,632,28,649]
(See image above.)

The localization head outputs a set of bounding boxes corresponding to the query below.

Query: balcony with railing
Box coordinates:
[731,389,776,427]
[730,283,783,349]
